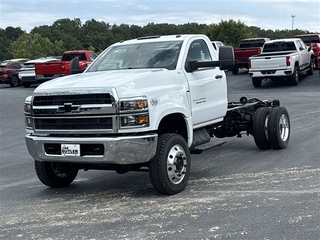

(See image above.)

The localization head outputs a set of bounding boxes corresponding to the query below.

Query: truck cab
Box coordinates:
[294,34,320,69]
[35,50,97,82]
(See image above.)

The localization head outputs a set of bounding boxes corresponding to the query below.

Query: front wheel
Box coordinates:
[267,107,290,149]
[35,161,78,187]
[149,133,190,195]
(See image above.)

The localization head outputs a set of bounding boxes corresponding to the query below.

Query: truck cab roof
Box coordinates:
[117,34,209,45]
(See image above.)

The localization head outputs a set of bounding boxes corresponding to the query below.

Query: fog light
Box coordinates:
[121,114,149,128]
[123,116,137,126]
[25,117,33,127]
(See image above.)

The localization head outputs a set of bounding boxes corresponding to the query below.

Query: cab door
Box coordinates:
[296,40,309,68]
[183,38,227,127]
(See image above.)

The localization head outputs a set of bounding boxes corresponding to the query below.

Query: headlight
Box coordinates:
[119,97,149,128]
[24,103,31,113]
[120,97,148,112]
[24,96,32,113]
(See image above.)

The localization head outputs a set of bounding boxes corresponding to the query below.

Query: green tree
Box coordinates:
[81,19,113,53]
[0,27,24,60]
[10,33,63,59]
[50,18,83,50]
[31,25,54,40]
[204,19,257,47]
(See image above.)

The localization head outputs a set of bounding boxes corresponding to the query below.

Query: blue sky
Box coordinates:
[0,0,319,33]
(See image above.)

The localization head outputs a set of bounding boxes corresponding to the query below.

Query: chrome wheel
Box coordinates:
[149,133,191,195]
[268,107,290,149]
[279,113,290,142]
[167,144,188,184]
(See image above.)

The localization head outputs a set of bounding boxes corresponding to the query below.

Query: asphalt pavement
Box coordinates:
[0,70,319,240]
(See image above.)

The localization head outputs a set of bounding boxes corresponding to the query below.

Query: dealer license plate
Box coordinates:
[61,144,80,156]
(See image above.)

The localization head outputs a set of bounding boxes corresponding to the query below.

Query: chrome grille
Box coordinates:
[33,94,112,106]
[35,117,112,130]
[31,93,117,133]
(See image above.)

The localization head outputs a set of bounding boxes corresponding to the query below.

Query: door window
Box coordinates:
[187,39,212,62]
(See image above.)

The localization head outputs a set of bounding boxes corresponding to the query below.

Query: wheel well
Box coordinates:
[157,113,188,142]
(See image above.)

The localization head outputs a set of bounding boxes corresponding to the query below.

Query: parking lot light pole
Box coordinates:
[291,15,296,30]
[26,38,35,59]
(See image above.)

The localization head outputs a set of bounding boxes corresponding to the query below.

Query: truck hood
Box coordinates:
[34,69,184,97]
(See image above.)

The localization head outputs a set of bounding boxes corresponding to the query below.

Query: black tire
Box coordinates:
[232,66,239,74]
[252,77,262,88]
[149,133,190,195]
[9,75,20,87]
[253,107,271,149]
[289,66,299,86]
[306,59,314,75]
[267,107,290,149]
[35,160,78,187]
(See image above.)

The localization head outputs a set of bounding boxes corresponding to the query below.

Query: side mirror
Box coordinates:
[70,57,84,74]
[185,46,234,73]
[218,46,234,70]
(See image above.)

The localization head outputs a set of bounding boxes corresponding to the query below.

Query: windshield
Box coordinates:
[298,36,320,44]
[86,41,182,72]
[239,39,266,48]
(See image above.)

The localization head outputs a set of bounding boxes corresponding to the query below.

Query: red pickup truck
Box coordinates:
[35,50,97,82]
[232,38,270,74]
[294,34,320,69]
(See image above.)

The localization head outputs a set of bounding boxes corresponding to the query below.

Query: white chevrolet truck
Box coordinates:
[249,38,314,87]
[24,34,291,195]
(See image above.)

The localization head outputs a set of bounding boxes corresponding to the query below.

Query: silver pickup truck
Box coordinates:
[248,38,314,87]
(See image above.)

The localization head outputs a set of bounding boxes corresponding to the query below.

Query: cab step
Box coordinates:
[190,138,226,154]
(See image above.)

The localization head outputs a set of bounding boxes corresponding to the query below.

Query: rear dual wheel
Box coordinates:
[253,107,271,149]
[267,107,290,149]
[253,107,290,149]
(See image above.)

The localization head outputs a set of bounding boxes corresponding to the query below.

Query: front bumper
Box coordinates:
[25,133,158,165]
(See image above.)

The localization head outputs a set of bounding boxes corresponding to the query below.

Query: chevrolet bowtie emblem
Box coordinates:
[57,103,80,113]
[64,103,72,112]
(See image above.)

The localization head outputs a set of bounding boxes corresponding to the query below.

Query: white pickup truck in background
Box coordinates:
[249,38,314,87]
[24,34,291,195]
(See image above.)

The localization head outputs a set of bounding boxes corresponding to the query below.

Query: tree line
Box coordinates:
[0,18,314,61]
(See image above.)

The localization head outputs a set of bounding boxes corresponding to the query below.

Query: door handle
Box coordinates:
[215,74,223,79]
